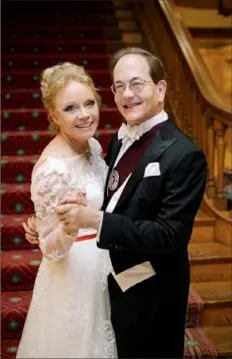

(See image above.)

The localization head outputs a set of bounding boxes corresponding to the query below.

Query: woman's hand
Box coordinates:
[22,216,39,244]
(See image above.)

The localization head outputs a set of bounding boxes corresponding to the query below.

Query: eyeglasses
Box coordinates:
[111,79,154,95]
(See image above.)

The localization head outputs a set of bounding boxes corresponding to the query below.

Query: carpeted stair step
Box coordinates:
[1,183,33,215]
[2,152,113,184]
[186,288,203,328]
[1,214,37,250]
[4,26,122,42]
[0,328,218,358]
[0,286,203,340]
[1,109,120,131]
[3,14,120,27]
[3,39,123,56]
[191,281,232,327]
[1,129,116,156]
[1,131,52,157]
[2,53,112,71]
[1,88,116,109]
[1,156,38,184]
[2,69,113,89]
[1,249,42,292]
[1,339,19,359]
[1,291,32,340]
[4,1,118,15]
[184,327,217,358]
[4,22,121,34]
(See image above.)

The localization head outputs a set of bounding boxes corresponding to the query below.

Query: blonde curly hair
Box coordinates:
[40,62,102,133]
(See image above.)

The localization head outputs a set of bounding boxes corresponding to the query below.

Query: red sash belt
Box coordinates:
[75,233,96,242]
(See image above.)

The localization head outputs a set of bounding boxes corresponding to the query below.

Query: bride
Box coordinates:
[16,62,117,358]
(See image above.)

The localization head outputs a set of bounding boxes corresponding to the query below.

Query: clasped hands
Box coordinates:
[56,189,88,236]
[23,189,102,244]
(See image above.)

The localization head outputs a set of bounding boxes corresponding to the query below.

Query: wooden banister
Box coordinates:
[158,0,231,121]
[131,0,232,214]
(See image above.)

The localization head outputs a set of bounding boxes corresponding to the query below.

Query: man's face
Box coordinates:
[113,54,167,126]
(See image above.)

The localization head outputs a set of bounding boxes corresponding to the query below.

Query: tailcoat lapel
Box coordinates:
[114,120,177,210]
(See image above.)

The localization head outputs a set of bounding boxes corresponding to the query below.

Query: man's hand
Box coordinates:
[60,189,87,206]
[56,203,102,235]
[22,216,39,244]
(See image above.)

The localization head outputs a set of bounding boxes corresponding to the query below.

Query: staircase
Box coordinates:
[1,1,231,358]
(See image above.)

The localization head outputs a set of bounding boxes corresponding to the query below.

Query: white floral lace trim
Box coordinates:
[39,239,67,261]
[99,249,114,291]
[91,319,117,358]
[31,161,78,222]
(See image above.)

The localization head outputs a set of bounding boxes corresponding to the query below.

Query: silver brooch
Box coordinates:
[108,169,119,191]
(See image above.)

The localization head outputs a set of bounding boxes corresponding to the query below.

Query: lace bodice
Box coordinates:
[31,138,108,262]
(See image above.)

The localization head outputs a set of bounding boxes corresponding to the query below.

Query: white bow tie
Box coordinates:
[118,123,143,144]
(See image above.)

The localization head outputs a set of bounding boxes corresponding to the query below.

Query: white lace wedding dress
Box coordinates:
[16,138,117,359]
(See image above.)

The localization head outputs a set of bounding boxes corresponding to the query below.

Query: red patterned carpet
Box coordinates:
[1,1,217,358]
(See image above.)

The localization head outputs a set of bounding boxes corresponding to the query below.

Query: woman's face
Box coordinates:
[52,81,100,145]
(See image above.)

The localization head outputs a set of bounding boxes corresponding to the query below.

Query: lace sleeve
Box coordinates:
[31,158,77,262]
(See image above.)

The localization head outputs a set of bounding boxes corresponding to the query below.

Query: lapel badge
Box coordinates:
[108,169,119,192]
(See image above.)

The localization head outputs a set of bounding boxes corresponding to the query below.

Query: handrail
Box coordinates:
[203,195,232,224]
[158,0,231,123]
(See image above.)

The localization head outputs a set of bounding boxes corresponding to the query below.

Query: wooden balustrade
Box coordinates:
[131,0,232,213]
[207,118,216,198]
[215,120,226,206]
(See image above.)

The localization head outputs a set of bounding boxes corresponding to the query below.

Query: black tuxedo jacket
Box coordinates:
[98,119,207,358]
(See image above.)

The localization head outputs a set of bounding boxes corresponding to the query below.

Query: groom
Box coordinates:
[27,47,207,358]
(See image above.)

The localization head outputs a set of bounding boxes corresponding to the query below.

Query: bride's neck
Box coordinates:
[57,133,89,155]
[57,133,89,154]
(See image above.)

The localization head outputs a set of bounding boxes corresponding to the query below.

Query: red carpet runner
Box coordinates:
[1,1,217,358]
